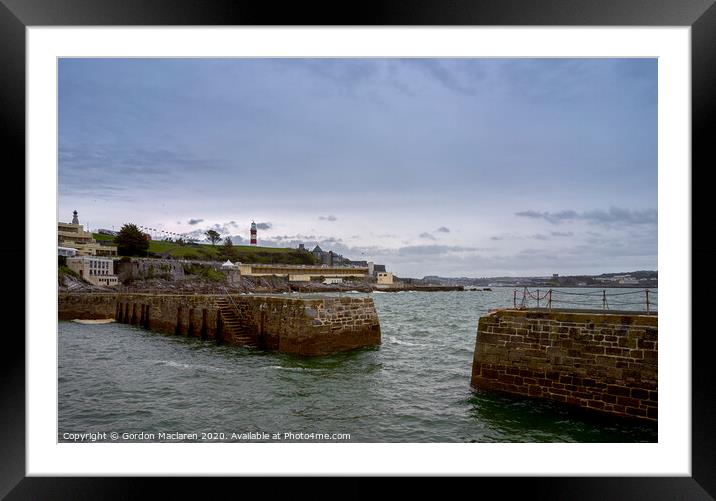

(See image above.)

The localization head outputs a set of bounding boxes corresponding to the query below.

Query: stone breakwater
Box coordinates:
[471,309,657,421]
[58,293,381,356]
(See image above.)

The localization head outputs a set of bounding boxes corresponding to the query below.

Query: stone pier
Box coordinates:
[471,309,657,421]
[59,293,381,356]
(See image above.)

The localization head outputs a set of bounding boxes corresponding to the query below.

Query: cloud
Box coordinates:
[57,60,656,277]
[255,222,272,230]
[226,234,247,244]
[515,207,657,225]
[186,221,243,239]
[419,232,436,240]
[59,143,219,199]
[292,59,380,89]
[403,60,481,96]
[187,218,204,225]
[492,231,574,242]
[397,245,482,256]
[516,210,577,224]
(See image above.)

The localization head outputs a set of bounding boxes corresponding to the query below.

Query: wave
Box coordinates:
[151,359,231,374]
[389,336,429,347]
[268,365,324,372]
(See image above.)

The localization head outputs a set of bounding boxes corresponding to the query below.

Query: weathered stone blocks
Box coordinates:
[59,293,381,356]
[471,309,657,422]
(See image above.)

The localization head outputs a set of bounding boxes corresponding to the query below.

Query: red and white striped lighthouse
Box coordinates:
[250,221,257,245]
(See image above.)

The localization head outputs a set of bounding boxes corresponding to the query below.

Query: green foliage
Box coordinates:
[232,249,317,265]
[203,268,225,281]
[289,250,318,265]
[218,237,238,261]
[205,229,222,246]
[114,223,150,257]
[58,265,85,286]
[59,265,81,280]
[100,231,309,263]
[183,264,225,282]
[242,252,257,263]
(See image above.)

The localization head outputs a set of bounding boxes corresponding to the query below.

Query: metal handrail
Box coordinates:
[512,287,657,314]
[220,286,242,316]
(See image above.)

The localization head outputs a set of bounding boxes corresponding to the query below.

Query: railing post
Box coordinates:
[602,290,607,310]
[548,289,552,310]
[537,289,540,308]
[513,289,517,309]
[645,289,650,314]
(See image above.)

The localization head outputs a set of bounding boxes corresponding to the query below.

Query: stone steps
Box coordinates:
[217,300,258,347]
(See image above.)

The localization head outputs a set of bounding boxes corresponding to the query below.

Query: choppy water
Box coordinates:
[58,288,657,442]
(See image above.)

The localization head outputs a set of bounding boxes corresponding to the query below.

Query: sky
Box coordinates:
[58,58,657,278]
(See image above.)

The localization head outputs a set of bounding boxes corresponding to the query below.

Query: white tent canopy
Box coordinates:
[221,260,237,268]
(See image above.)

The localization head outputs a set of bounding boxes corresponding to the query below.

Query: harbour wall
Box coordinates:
[471,309,657,421]
[58,293,381,356]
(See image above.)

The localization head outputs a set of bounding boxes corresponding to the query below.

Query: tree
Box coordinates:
[218,237,238,261]
[114,223,150,257]
[205,229,222,246]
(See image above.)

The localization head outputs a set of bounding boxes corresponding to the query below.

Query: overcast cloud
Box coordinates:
[59,58,657,277]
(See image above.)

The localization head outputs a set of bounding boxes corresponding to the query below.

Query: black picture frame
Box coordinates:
[2,0,711,497]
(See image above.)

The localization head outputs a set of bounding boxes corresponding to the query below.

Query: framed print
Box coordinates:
[3,0,713,497]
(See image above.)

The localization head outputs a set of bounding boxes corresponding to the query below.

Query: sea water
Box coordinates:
[58,288,657,442]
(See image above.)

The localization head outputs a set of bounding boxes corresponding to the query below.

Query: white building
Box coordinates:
[66,256,118,287]
[377,272,394,285]
[58,210,118,257]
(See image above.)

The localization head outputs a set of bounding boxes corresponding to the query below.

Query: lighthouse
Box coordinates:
[250,221,257,245]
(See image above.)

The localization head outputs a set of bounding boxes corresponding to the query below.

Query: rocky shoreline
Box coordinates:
[58,274,465,295]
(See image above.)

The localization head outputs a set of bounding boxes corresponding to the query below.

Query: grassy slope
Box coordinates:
[93,233,314,264]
